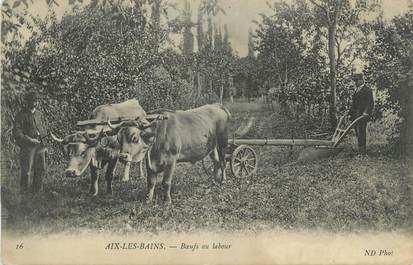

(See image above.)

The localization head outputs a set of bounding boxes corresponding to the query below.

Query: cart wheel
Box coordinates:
[202,157,215,177]
[230,145,258,178]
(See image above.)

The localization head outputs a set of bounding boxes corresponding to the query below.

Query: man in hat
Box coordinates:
[13,91,48,194]
[349,73,374,155]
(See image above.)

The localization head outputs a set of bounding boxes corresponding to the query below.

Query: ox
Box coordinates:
[108,103,231,204]
[51,99,146,196]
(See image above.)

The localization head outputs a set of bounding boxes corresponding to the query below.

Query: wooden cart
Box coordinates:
[203,115,367,178]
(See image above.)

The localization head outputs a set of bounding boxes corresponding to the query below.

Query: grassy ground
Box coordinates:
[2,99,412,235]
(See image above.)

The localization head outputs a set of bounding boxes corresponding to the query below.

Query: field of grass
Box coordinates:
[1,99,412,235]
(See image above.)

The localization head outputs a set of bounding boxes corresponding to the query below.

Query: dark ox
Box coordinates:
[51,99,146,196]
[108,103,231,204]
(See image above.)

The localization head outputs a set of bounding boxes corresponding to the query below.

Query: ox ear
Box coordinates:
[137,118,157,144]
[63,145,69,158]
[140,128,156,144]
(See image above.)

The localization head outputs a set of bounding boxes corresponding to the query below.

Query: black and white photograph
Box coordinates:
[1,0,412,264]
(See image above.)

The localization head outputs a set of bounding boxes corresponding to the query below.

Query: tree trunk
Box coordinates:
[219,80,224,104]
[328,24,338,129]
[209,79,213,100]
[197,72,202,96]
[401,88,413,156]
[188,67,194,93]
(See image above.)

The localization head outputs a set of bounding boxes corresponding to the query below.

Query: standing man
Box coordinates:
[349,73,374,155]
[13,90,48,194]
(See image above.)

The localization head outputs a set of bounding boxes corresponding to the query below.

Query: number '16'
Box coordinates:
[16,243,23,249]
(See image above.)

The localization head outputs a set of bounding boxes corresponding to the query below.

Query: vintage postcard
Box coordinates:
[1,0,412,264]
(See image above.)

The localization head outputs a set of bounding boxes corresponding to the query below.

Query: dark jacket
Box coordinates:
[13,108,47,147]
[350,86,374,121]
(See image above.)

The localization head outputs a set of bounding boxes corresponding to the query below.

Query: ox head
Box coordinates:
[51,129,105,178]
[107,118,157,164]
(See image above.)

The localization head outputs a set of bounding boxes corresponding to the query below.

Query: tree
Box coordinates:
[182,0,194,56]
[255,1,326,116]
[194,4,205,95]
[195,0,235,103]
[247,28,255,58]
[1,0,70,43]
[334,1,381,115]
[151,0,161,34]
[214,23,223,51]
[200,0,226,16]
[1,0,193,156]
[196,4,205,51]
[206,16,214,50]
[309,0,380,128]
[309,0,344,128]
[366,10,413,156]
[223,24,231,53]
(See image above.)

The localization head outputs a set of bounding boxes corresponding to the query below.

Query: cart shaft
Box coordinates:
[228,138,334,147]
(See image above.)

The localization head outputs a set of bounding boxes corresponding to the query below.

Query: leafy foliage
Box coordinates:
[1,0,194,166]
[255,1,327,115]
[252,0,382,128]
[190,1,237,102]
[366,10,413,155]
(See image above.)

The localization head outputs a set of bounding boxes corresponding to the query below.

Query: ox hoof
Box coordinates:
[162,198,172,206]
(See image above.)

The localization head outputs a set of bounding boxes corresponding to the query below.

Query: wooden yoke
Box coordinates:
[76,114,168,128]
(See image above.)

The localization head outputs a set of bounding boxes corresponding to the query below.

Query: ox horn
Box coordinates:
[51,133,65,143]
[107,119,122,130]
[84,129,104,145]
[106,119,128,136]
[136,118,152,130]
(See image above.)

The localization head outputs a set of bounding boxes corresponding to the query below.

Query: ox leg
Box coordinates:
[146,169,157,204]
[217,124,229,183]
[217,147,227,183]
[145,155,157,204]
[89,165,100,196]
[209,149,220,182]
[105,160,117,195]
[162,161,176,205]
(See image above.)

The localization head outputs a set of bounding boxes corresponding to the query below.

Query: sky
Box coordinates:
[7,0,412,56]
[190,0,411,56]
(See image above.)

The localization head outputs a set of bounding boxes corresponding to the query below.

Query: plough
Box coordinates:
[203,115,367,178]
